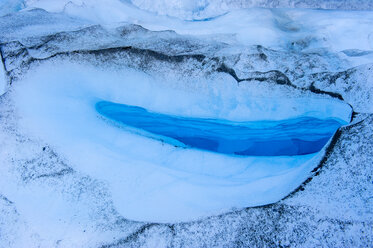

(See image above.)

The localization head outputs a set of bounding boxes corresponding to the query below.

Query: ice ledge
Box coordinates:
[291,97,352,124]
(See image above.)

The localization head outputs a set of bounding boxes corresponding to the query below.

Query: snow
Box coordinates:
[0,0,372,246]
[9,61,351,222]
[129,0,373,19]
[0,8,91,43]
[18,1,373,55]
[21,0,373,21]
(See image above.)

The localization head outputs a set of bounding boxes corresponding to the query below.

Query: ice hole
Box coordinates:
[96,100,346,156]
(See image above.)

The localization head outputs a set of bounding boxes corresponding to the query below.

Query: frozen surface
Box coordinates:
[22,0,373,22]
[13,1,373,54]
[0,1,372,246]
[0,8,90,42]
[7,62,349,222]
[129,0,373,19]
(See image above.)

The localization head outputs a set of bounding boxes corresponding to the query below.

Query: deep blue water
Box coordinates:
[96,101,345,156]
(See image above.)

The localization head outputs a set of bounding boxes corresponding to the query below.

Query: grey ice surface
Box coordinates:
[211,0,373,11]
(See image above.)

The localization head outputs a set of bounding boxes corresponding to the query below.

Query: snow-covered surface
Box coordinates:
[0,94,371,247]
[0,1,370,55]
[0,8,90,42]
[0,1,372,247]
[17,1,373,55]
[20,0,373,21]
[8,61,351,222]
[129,0,373,19]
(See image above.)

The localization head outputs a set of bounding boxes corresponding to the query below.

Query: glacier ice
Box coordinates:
[14,1,373,55]
[129,0,373,20]
[21,0,373,21]
[0,1,372,245]
[10,62,352,222]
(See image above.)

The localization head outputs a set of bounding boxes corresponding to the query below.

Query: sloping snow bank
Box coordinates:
[12,61,351,222]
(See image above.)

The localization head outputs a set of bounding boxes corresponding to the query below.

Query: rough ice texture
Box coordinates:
[295,64,373,113]
[130,0,373,19]
[22,0,373,21]
[0,8,90,41]
[1,93,371,246]
[0,7,372,247]
[1,12,370,116]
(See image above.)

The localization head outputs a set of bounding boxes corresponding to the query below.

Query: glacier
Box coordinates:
[0,0,372,247]
[9,61,351,222]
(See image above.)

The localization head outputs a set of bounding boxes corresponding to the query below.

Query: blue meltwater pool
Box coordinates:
[96,101,346,156]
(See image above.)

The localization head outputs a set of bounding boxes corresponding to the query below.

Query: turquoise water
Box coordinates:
[96,101,345,156]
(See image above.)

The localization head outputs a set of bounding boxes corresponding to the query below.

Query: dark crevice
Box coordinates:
[0,45,11,86]
[34,168,74,180]
[167,223,177,247]
[100,223,160,248]
[308,82,344,100]
[217,63,293,87]
[3,45,207,74]
[0,46,7,70]
[217,62,344,101]
[216,63,241,82]
[351,111,359,122]
[0,40,348,102]
[99,222,176,247]
[0,194,14,205]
